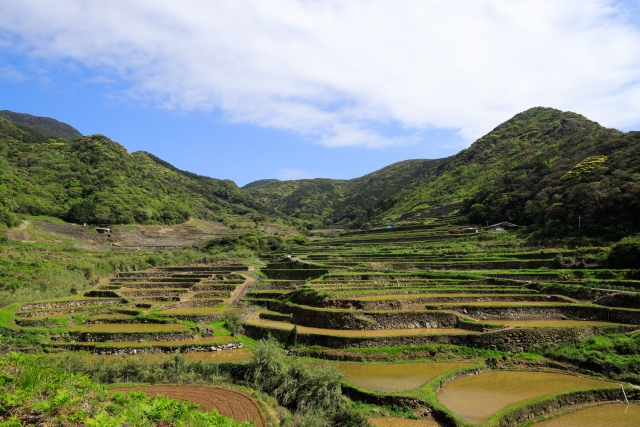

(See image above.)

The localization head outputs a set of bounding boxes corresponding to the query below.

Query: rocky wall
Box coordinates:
[330,295,566,310]
[52,342,244,355]
[17,299,122,311]
[244,323,636,352]
[444,304,640,324]
[288,305,459,330]
[70,331,194,342]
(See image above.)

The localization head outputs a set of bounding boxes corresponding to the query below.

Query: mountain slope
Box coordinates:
[244,159,442,228]
[378,107,639,238]
[242,179,281,189]
[0,118,272,227]
[0,110,82,139]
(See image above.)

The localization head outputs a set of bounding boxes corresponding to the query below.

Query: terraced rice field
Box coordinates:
[482,319,628,328]
[533,403,640,426]
[436,371,616,423]
[71,323,190,333]
[246,318,477,337]
[111,385,264,426]
[11,203,640,424]
[340,362,477,392]
[49,348,253,364]
[82,336,237,348]
[157,306,227,315]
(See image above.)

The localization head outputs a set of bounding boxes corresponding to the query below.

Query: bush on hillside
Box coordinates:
[245,337,370,427]
[608,235,640,268]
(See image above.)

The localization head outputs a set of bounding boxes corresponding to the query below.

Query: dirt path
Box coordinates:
[112,385,264,426]
[228,275,255,305]
[18,220,29,230]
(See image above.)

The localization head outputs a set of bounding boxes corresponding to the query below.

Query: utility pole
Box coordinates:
[578,216,581,230]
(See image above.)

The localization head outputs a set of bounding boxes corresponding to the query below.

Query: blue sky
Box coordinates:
[2,1,640,186]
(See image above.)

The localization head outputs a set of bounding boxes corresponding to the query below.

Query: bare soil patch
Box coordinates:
[112,385,264,426]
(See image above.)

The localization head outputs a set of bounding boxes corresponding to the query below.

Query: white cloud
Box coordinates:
[279,168,314,180]
[1,0,640,147]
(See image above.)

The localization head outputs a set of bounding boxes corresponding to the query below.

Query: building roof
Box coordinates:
[487,222,518,228]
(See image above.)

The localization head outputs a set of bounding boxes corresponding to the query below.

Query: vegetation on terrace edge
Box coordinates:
[0,352,252,426]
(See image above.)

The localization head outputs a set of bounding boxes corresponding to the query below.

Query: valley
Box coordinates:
[1,108,640,426]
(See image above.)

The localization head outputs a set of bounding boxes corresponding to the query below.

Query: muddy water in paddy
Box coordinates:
[369,418,441,426]
[534,403,640,426]
[246,318,476,336]
[484,319,627,327]
[437,371,614,423]
[72,323,190,333]
[340,362,476,392]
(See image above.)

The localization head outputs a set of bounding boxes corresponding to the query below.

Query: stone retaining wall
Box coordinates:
[259,312,292,321]
[329,295,567,310]
[442,304,640,324]
[14,306,116,318]
[166,314,226,322]
[594,293,640,309]
[17,299,121,311]
[244,323,636,352]
[53,342,244,355]
[193,291,232,299]
[192,284,238,291]
[290,306,459,330]
[71,331,194,342]
[167,300,224,308]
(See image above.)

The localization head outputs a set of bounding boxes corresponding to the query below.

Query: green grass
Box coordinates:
[22,214,68,224]
[0,353,252,426]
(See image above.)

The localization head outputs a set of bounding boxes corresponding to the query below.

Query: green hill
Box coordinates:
[2,106,639,240]
[378,107,639,239]
[244,159,443,228]
[0,118,273,228]
[0,110,83,139]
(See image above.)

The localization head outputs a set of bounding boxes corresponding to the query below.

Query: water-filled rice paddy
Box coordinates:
[436,371,615,423]
[483,319,627,328]
[340,362,476,392]
[534,403,640,426]
[72,323,190,333]
[369,418,441,426]
[246,318,477,337]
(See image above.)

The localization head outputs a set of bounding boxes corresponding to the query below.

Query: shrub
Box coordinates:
[608,235,640,268]
[245,338,369,426]
[223,310,244,335]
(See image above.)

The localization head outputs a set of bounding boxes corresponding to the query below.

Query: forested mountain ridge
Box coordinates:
[378,107,640,239]
[0,110,83,139]
[244,158,443,228]
[0,118,274,228]
[2,106,639,240]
